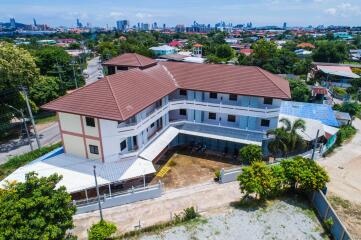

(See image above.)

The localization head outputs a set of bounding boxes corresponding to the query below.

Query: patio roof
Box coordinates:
[0,151,156,193]
[317,65,359,79]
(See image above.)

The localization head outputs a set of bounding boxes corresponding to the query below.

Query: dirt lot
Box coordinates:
[150,151,240,190]
[328,194,361,240]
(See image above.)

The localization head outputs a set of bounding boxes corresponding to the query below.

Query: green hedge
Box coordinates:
[336,125,356,145]
[0,142,61,180]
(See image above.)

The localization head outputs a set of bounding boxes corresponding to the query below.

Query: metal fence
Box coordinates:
[308,190,353,240]
[75,181,163,214]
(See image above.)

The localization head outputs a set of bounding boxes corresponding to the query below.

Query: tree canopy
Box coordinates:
[0,172,76,240]
[312,41,349,63]
[288,79,311,102]
[239,144,263,164]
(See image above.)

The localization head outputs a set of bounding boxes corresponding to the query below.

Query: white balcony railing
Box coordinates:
[115,99,280,138]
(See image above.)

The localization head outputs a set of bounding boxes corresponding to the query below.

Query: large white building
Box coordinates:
[2,53,291,198]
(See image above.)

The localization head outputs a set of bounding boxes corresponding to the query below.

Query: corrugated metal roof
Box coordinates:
[43,56,291,121]
[280,101,339,127]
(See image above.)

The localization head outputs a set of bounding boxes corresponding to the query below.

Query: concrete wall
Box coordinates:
[85,138,102,160]
[63,134,86,158]
[59,112,82,134]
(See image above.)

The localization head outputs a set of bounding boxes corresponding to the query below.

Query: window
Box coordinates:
[150,122,155,128]
[208,112,216,120]
[227,115,236,122]
[85,117,95,127]
[263,98,273,105]
[179,89,187,96]
[229,94,237,101]
[179,109,187,116]
[89,145,99,155]
[120,140,127,151]
[261,119,270,127]
[209,92,218,99]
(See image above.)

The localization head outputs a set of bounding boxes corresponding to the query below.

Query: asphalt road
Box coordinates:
[0,123,61,164]
[0,56,103,164]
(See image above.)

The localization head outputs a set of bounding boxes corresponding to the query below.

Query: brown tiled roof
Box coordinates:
[102,53,157,68]
[160,62,291,100]
[43,58,291,121]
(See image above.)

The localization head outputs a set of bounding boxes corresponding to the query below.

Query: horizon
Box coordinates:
[1,0,361,28]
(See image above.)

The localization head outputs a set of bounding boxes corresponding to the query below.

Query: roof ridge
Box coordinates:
[104,76,125,119]
[133,53,143,66]
[256,67,290,98]
[161,64,179,88]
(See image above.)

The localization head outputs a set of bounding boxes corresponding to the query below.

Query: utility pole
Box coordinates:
[93,165,104,221]
[311,129,320,160]
[22,86,41,149]
[71,62,78,88]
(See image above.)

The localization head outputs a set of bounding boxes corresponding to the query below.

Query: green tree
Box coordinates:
[333,102,361,117]
[237,161,281,199]
[0,172,76,240]
[288,79,311,102]
[312,41,349,63]
[267,118,306,157]
[281,157,329,191]
[239,144,262,164]
[30,76,64,105]
[251,39,278,69]
[215,44,234,60]
[0,42,40,135]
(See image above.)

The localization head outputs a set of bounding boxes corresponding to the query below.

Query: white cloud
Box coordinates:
[325,7,337,15]
[135,12,153,19]
[324,2,361,17]
[110,11,124,19]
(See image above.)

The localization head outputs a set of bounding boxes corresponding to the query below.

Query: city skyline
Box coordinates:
[1,0,361,28]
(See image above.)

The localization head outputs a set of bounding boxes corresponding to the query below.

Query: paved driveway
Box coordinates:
[72,181,241,239]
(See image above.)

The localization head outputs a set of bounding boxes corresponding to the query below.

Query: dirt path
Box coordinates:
[72,181,242,239]
[318,118,361,204]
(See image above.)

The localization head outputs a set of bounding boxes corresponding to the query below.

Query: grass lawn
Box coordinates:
[34,114,57,125]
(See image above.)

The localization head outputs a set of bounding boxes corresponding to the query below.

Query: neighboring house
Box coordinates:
[102,53,157,74]
[1,53,291,198]
[149,45,177,56]
[168,40,184,48]
[311,63,360,88]
[333,110,352,126]
[239,49,254,56]
[294,49,312,58]
[296,43,315,49]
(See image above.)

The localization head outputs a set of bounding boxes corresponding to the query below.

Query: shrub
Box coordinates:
[324,217,334,231]
[214,169,221,180]
[332,86,347,96]
[239,144,262,164]
[88,220,117,240]
[182,207,199,221]
[336,125,356,145]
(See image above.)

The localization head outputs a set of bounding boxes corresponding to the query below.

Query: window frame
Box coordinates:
[89,145,99,155]
[263,97,273,105]
[208,112,216,120]
[261,119,270,127]
[229,94,238,101]
[120,140,127,151]
[227,115,236,122]
[179,109,187,116]
[209,92,218,99]
[85,117,96,127]
[179,89,187,96]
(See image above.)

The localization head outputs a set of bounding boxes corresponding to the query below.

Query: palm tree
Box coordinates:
[267,118,306,157]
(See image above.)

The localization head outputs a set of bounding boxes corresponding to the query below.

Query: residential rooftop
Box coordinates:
[43,54,291,121]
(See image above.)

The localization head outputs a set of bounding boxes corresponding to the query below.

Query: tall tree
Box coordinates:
[0,172,76,240]
[312,41,349,63]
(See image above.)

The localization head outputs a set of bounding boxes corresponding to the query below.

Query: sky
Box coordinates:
[0,0,360,28]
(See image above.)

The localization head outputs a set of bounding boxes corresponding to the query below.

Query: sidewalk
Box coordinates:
[72,181,241,239]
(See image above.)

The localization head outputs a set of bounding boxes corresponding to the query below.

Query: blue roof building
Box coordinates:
[280,101,339,127]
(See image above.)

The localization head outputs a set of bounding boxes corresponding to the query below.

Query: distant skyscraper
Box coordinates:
[152,22,158,29]
[9,18,16,29]
[76,18,83,28]
[283,22,287,29]
[163,23,166,29]
[116,20,129,32]
[33,18,37,26]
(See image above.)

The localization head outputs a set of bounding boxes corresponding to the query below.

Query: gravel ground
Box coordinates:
[134,196,328,240]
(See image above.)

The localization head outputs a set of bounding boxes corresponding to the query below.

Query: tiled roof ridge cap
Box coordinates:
[256,67,290,97]
[104,76,125,119]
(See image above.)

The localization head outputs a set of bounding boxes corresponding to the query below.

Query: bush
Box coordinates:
[333,102,361,117]
[182,207,199,221]
[239,144,262,164]
[0,142,62,180]
[332,86,347,96]
[88,220,117,240]
[214,169,221,180]
[336,125,356,145]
